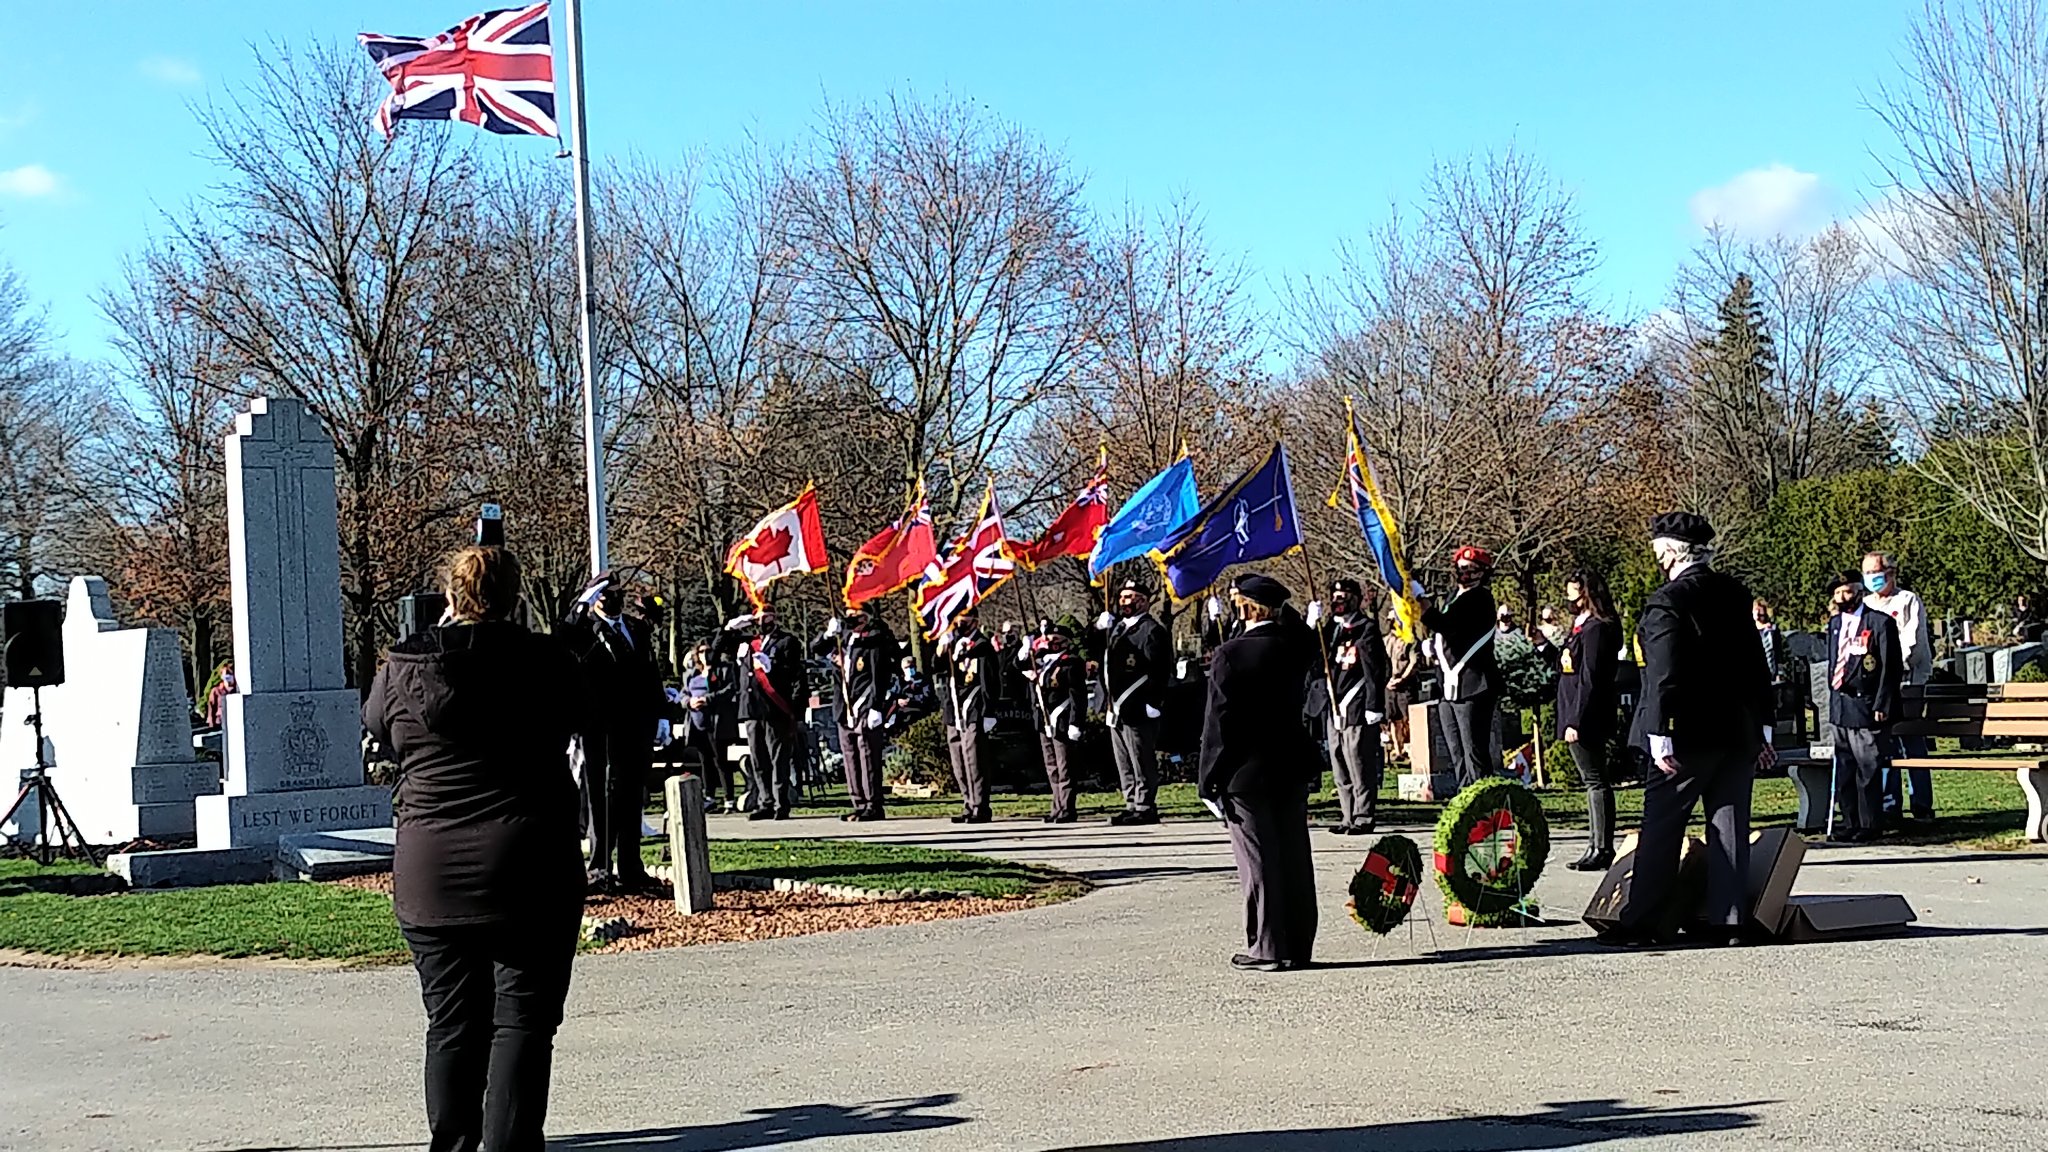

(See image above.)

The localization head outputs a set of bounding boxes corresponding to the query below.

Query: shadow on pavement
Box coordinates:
[1048,1097,1768,1151]
[1800,848,2045,867]
[551,1094,967,1150]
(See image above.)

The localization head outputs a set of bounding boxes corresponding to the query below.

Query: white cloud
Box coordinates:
[0,164,58,198]
[138,55,202,86]
[1689,164,1830,237]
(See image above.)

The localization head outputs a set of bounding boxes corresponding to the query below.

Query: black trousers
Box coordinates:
[684,724,730,800]
[745,712,797,814]
[1620,749,1753,934]
[1440,693,1499,787]
[1569,739,1614,855]
[1224,788,1318,963]
[946,723,990,815]
[581,730,650,881]
[1835,727,1887,835]
[402,912,580,1152]
[1038,732,1078,820]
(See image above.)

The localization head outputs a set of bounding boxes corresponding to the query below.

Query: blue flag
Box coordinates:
[1088,456,1200,579]
[1154,443,1303,600]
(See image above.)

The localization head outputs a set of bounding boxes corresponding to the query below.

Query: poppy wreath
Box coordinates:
[1433,777,1550,925]
[1347,834,1424,935]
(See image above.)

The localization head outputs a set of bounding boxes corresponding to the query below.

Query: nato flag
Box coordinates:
[1155,443,1303,600]
[1089,456,1201,578]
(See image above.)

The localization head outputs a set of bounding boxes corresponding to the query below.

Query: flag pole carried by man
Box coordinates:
[361,0,609,578]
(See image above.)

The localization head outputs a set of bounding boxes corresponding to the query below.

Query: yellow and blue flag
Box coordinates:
[1328,398,1421,642]
[1154,443,1302,601]
[1089,455,1200,580]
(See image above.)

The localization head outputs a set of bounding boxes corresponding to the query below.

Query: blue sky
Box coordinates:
[2,1,1919,360]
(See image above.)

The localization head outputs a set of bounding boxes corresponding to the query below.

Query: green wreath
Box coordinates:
[1347,835,1424,935]
[1433,778,1549,926]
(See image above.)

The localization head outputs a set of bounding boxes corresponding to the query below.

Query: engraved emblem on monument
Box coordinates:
[278,696,333,790]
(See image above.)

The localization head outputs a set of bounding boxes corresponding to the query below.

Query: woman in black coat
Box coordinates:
[1556,568,1622,870]
[363,546,588,1152]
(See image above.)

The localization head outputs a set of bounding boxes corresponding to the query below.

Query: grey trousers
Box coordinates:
[1110,718,1160,814]
[1835,727,1886,835]
[946,724,989,815]
[840,724,888,813]
[1329,722,1384,827]
[1224,789,1318,964]
[744,713,797,814]
[1439,694,1500,788]
[1039,733,1078,820]
[1621,750,1753,933]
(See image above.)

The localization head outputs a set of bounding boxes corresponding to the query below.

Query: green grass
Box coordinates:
[784,764,2037,850]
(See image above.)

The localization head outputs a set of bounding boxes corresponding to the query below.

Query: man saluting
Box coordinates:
[1199,573,1320,972]
[1611,512,1775,945]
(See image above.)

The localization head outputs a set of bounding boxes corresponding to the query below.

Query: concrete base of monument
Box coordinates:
[109,846,274,888]
[194,785,392,849]
[275,826,393,881]
[136,800,200,840]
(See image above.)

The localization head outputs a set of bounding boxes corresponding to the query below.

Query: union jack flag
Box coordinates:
[360,4,558,139]
[916,486,1017,642]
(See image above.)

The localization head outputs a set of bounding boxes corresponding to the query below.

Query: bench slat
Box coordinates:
[1986,700,2048,719]
[1997,683,2048,700]
[1891,757,2048,771]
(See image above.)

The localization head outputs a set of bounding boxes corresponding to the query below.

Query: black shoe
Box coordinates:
[1108,811,1137,827]
[1826,829,1857,843]
[1327,823,1354,836]
[1345,825,1372,836]
[1582,851,1614,872]
[950,813,972,824]
[746,809,775,822]
[840,811,863,823]
[1129,811,1160,825]
[854,808,885,822]
[1051,813,1077,824]
[965,809,993,825]
[772,809,791,821]
[615,871,657,894]
[1231,953,1282,972]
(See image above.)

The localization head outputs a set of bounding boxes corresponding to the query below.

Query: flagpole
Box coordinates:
[561,0,609,577]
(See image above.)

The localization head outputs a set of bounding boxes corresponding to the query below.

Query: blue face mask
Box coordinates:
[1864,572,1889,594]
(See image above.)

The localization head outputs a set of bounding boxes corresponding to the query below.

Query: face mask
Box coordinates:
[1865,573,1889,594]
[1454,568,1482,588]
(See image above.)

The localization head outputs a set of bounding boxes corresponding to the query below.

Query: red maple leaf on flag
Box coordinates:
[742,525,794,568]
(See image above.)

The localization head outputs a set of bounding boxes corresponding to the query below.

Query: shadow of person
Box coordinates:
[1045,1096,1768,1151]
[551,1093,968,1151]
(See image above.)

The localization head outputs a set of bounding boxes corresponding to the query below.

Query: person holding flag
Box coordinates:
[1319,577,1390,836]
[1094,578,1173,825]
[716,604,804,821]
[812,609,901,823]
[937,606,998,824]
[1027,627,1090,824]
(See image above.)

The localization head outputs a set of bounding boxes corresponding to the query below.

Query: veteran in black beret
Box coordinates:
[1198,572,1321,971]
[1610,512,1776,945]
[1095,577,1174,825]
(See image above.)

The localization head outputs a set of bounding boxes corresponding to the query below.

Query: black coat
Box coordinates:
[562,611,665,747]
[1627,566,1774,764]
[1103,611,1172,725]
[1422,583,1501,701]
[1555,613,1621,745]
[939,629,997,729]
[1826,608,1902,730]
[1032,647,1089,740]
[719,626,805,723]
[812,623,902,725]
[1322,611,1389,727]
[1198,619,1320,798]
[364,622,587,928]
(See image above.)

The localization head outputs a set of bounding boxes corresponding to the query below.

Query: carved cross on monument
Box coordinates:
[226,397,347,695]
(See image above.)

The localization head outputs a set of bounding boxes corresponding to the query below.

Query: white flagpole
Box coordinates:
[560,0,609,577]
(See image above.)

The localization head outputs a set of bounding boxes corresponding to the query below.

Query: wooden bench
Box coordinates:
[1829,683,2045,841]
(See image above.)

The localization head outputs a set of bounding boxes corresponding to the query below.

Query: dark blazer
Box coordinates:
[812,623,901,724]
[718,626,805,723]
[1627,565,1774,764]
[1323,611,1389,726]
[1198,619,1319,798]
[562,611,665,745]
[939,629,997,729]
[1032,648,1089,739]
[364,622,587,928]
[1555,613,1621,746]
[1103,612,1172,725]
[1422,583,1501,700]
[1826,608,1902,730]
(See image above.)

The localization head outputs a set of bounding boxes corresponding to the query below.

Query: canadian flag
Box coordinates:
[724,485,830,610]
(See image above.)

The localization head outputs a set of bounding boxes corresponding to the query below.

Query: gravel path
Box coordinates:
[2,814,2044,1151]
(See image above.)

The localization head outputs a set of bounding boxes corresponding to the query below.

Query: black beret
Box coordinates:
[1649,511,1716,545]
[1233,572,1291,609]
[1119,578,1155,597]
[1330,577,1363,598]
[1828,570,1864,594]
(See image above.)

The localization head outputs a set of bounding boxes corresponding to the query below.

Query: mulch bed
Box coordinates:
[333,873,1030,953]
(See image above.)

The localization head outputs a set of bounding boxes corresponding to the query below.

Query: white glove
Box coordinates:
[825,616,843,637]
[1144,704,1161,720]
[1364,710,1385,726]
[724,613,755,630]
[1306,600,1324,627]
[1202,797,1226,820]
[1095,610,1115,631]
[752,651,773,674]
[1067,724,1083,742]
[1206,596,1223,620]
[866,709,885,729]
[982,717,997,733]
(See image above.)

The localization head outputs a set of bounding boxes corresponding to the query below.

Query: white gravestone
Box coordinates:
[0,577,219,845]
[191,396,389,849]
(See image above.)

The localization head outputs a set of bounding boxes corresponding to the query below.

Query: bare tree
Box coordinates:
[0,261,97,600]
[1871,0,2048,560]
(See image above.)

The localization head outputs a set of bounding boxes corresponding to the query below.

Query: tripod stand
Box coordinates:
[1,687,101,867]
